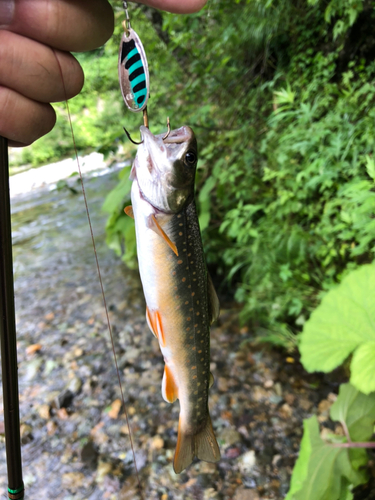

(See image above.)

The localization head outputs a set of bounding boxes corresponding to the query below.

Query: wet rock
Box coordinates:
[203,487,221,499]
[279,403,293,419]
[55,389,74,409]
[219,427,241,448]
[20,424,33,444]
[298,397,313,411]
[252,386,269,402]
[67,376,82,395]
[24,358,43,380]
[96,460,113,485]
[284,393,295,406]
[119,476,141,500]
[38,404,50,419]
[150,435,164,450]
[108,398,122,419]
[26,343,42,355]
[81,441,99,469]
[46,420,57,436]
[217,377,229,392]
[61,472,85,492]
[234,488,260,500]
[238,450,256,475]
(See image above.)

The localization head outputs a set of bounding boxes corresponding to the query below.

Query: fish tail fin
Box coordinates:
[173,415,220,474]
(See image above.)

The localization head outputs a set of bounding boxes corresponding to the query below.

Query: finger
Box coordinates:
[135,0,208,13]
[1,0,114,52]
[0,31,84,104]
[0,86,56,146]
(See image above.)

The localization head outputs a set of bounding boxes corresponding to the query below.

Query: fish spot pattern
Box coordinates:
[167,202,212,429]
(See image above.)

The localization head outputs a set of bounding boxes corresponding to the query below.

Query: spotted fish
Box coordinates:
[125,125,220,473]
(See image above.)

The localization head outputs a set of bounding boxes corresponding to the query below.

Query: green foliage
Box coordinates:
[287,383,375,500]
[102,166,136,268]
[300,264,375,394]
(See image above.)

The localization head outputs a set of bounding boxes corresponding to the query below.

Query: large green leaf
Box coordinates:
[300,264,375,393]
[286,415,368,500]
[330,383,375,442]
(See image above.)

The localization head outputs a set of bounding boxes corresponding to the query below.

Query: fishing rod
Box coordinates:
[0,135,24,499]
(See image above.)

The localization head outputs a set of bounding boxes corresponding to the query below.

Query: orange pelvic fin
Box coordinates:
[124,205,134,219]
[148,214,179,256]
[146,308,166,347]
[146,306,157,338]
[154,310,166,347]
[162,364,179,403]
[173,414,220,474]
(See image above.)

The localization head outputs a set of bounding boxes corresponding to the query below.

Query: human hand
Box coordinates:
[0,0,114,147]
[0,0,207,147]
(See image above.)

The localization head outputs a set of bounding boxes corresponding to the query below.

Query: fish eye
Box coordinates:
[185,150,197,166]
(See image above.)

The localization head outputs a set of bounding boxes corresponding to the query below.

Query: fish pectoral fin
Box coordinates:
[207,273,220,324]
[209,372,214,389]
[162,365,179,403]
[173,414,220,474]
[124,205,134,219]
[148,214,179,256]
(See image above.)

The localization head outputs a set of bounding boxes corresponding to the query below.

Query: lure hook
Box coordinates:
[162,117,171,140]
[123,127,143,145]
[123,116,171,145]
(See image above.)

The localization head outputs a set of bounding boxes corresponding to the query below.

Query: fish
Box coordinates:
[125,125,221,473]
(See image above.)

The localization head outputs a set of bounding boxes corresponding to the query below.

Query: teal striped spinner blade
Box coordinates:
[118,28,150,112]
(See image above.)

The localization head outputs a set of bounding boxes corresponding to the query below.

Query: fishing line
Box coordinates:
[54,51,144,499]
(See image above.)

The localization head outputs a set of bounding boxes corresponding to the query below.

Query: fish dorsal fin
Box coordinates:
[162,365,179,403]
[148,214,179,257]
[124,205,134,219]
[207,273,220,324]
[209,372,214,389]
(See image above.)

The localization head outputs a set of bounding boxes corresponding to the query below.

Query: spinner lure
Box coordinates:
[118,1,150,114]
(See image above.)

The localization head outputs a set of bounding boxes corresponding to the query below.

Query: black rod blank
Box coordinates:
[0,136,24,499]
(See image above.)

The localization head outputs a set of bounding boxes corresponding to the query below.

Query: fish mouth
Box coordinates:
[140,125,194,145]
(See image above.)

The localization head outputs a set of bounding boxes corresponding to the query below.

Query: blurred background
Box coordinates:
[3,0,375,499]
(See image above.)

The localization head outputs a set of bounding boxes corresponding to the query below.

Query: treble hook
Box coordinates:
[123,116,171,145]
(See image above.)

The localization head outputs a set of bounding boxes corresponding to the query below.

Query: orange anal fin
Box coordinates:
[146,306,157,338]
[148,214,178,256]
[124,205,134,219]
[162,364,179,403]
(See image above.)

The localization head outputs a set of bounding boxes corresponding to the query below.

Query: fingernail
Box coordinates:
[0,0,15,28]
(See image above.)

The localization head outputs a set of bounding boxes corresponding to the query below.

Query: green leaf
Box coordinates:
[300,265,375,393]
[330,383,375,441]
[365,155,375,181]
[286,416,367,500]
[102,166,132,214]
[351,343,375,395]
